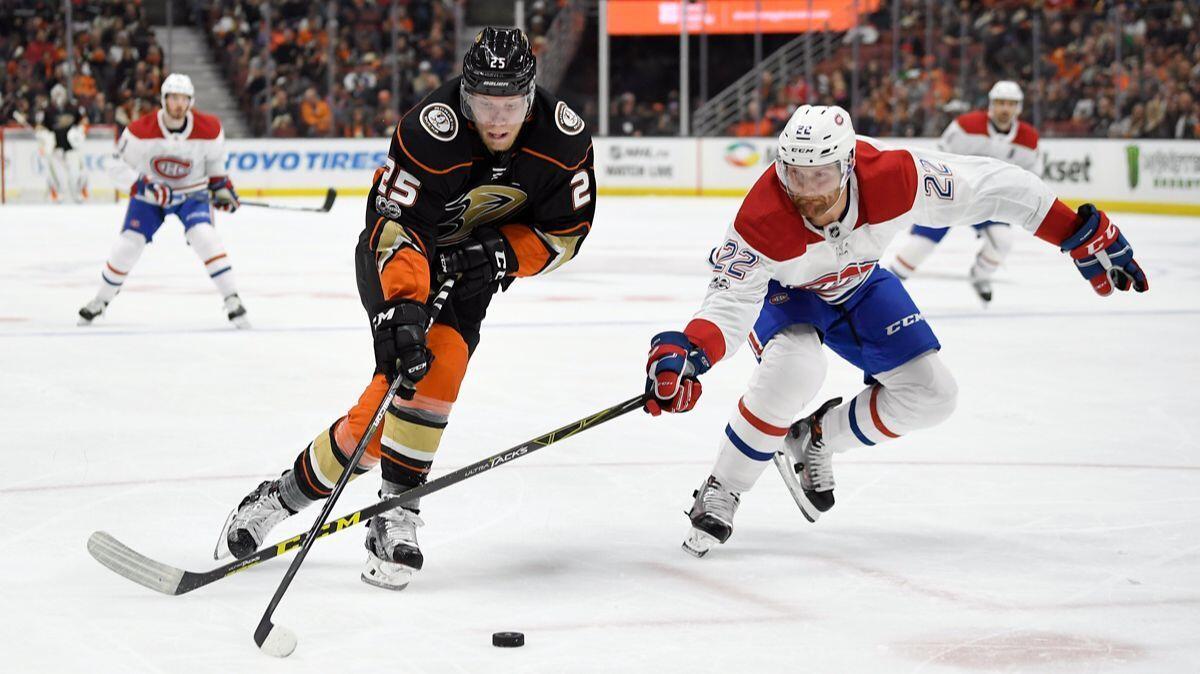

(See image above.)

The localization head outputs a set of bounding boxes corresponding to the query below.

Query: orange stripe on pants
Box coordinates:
[337,323,470,462]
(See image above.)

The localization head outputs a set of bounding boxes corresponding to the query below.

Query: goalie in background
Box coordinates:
[40,84,90,204]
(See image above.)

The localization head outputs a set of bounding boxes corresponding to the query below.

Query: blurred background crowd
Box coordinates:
[2,0,1196,140]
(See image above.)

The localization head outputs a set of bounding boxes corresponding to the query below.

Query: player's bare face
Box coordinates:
[989,99,1020,129]
[778,163,847,223]
[465,92,528,152]
[163,94,190,122]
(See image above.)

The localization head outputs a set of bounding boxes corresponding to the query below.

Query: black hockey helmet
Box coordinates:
[461,27,536,97]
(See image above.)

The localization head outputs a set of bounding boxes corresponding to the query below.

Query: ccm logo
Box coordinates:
[886,313,925,335]
[151,156,192,179]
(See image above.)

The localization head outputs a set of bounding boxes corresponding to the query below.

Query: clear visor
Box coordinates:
[775,160,849,198]
[461,89,533,126]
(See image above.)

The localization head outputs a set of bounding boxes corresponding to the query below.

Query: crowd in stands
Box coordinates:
[2,0,1195,142]
[712,0,1198,139]
[1,0,165,133]
[194,0,457,138]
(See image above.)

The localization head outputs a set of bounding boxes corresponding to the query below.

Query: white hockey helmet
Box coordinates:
[775,104,856,197]
[988,80,1023,112]
[161,73,195,110]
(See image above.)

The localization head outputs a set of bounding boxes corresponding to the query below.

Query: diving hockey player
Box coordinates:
[216,28,596,591]
[643,104,1147,558]
[77,74,248,328]
[889,81,1041,303]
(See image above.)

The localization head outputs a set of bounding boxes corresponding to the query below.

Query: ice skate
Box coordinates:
[969,267,993,305]
[362,491,424,591]
[681,476,741,558]
[774,397,842,522]
[224,293,250,329]
[77,298,108,326]
[215,478,293,560]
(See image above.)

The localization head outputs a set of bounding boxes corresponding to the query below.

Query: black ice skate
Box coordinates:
[774,397,842,522]
[77,298,108,326]
[224,293,250,329]
[681,476,741,558]
[361,488,424,591]
[215,478,294,560]
[969,267,993,304]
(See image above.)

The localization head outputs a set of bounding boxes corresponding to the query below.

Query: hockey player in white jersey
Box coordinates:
[889,81,1041,303]
[77,74,248,328]
[642,104,1148,558]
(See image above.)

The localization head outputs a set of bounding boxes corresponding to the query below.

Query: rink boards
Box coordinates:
[217,136,1200,216]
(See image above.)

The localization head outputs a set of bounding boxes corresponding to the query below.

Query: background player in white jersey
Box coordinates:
[642,105,1148,558]
[77,74,248,328]
[889,81,1041,303]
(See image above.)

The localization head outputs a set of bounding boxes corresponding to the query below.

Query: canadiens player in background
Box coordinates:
[889,81,1041,303]
[216,28,596,590]
[77,74,248,328]
[643,104,1148,558]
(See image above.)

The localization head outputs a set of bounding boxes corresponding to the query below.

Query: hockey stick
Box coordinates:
[239,188,337,213]
[87,397,648,652]
[251,275,455,656]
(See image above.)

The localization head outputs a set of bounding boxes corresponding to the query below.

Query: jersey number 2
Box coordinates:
[571,171,591,210]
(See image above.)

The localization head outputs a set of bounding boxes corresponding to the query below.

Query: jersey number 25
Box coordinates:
[380,157,421,207]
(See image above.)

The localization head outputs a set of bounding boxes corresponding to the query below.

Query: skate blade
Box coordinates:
[229,316,251,330]
[212,507,237,560]
[772,452,821,523]
[77,315,96,326]
[361,555,415,591]
[681,528,720,558]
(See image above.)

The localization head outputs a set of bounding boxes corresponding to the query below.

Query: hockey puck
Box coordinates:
[492,631,524,648]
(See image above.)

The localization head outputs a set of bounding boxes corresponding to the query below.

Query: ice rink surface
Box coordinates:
[1,196,1198,673]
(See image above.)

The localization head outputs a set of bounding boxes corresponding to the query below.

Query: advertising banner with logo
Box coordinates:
[594,138,698,195]
[223,136,1198,215]
[224,138,385,197]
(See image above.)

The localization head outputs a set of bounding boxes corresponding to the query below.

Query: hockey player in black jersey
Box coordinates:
[216,27,597,591]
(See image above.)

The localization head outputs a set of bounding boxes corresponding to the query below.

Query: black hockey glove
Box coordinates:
[371,299,431,398]
[436,227,511,299]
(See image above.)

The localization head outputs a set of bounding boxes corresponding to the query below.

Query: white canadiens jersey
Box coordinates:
[113,109,227,194]
[683,138,1066,363]
[938,110,1041,173]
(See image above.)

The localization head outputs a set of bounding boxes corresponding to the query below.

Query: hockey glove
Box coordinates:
[1060,204,1148,296]
[208,176,240,212]
[437,227,510,299]
[371,299,431,399]
[644,331,713,416]
[131,177,173,207]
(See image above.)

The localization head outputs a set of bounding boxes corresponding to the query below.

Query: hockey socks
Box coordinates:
[94,230,148,303]
[185,223,240,298]
[710,398,789,493]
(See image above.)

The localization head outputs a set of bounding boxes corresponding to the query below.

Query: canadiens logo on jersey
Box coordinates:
[799,260,878,302]
[151,156,193,180]
[439,185,528,243]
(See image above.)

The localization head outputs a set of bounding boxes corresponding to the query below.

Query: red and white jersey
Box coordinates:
[683,137,1077,364]
[938,110,1041,173]
[113,109,227,194]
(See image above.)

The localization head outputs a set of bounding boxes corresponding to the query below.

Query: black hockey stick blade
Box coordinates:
[319,187,337,212]
[240,188,338,213]
[86,393,647,598]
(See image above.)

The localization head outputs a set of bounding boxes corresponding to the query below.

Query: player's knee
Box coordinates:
[745,327,826,421]
[880,351,957,427]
